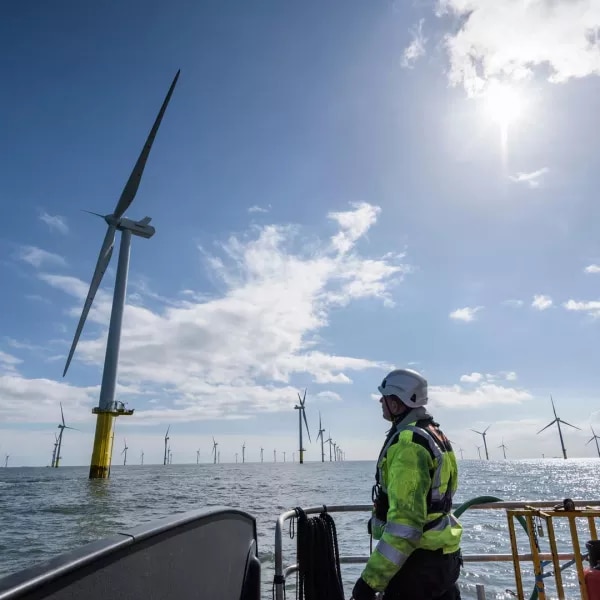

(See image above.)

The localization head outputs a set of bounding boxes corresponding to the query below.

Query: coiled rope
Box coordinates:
[295,507,346,600]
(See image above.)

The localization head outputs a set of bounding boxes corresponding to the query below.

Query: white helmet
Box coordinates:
[378,368,428,408]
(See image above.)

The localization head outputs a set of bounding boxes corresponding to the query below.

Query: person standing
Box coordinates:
[352,369,463,600]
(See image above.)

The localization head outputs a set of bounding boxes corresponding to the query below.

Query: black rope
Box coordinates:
[295,508,346,600]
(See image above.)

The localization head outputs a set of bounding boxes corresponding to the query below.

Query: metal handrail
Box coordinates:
[273,500,600,600]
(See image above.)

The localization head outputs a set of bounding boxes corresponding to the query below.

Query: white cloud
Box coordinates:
[460,372,483,383]
[438,0,600,96]
[39,211,69,234]
[248,205,271,214]
[503,299,524,308]
[509,167,550,188]
[563,299,600,318]
[402,19,427,69]
[27,203,408,423]
[315,391,342,402]
[328,202,380,254]
[503,371,517,381]
[449,306,482,322]
[584,264,600,274]
[532,294,553,310]
[17,246,67,269]
[431,380,532,408]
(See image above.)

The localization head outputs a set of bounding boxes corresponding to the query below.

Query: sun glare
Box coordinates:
[484,82,523,129]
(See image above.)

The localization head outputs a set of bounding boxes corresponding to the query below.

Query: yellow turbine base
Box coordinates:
[89,412,115,479]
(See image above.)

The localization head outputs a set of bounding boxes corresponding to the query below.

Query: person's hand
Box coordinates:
[352,577,376,600]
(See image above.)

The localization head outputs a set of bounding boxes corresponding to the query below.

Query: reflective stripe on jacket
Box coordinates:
[361,418,463,592]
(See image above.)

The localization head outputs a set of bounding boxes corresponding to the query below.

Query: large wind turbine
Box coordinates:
[242,442,246,464]
[140,450,144,465]
[55,403,77,468]
[61,71,180,479]
[587,426,600,458]
[260,447,264,463]
[316,412,326,463]
[537,396,580,459]
[163,426,170,465]
[4,455,8,468]
[294,389,311,464]
[196,449,201,464]
[326,432,333,461]
[471,425,491,460]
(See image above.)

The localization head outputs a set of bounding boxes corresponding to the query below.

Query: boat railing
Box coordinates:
[273,499,600,600]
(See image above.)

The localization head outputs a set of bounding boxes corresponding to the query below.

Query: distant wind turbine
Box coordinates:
[537,396,581,459]
[55,403,77,468]
[212,437,218,464]
[235,453,238,464]
[196,449,201,464]
[292,452,295,462]
[498,439,508,460]
[274,449,277,462]
[260,447,264,463]
[61,71,180,480]
[140,450,144,465]
[283,451,286,462]
[316,412,326,462]
[121,438,128,466]
[333,441,337,461]
[294,389,311,464]
[458,447,464,460]
[163,426,170,465]
[586,425,600,458]
[471,425,491,460]
[476,445,482,460]
[4,455,9,468]
[326,433,333,461]
[242,442,246,464]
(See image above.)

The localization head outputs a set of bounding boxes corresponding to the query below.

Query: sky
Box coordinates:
[2,0,600,466]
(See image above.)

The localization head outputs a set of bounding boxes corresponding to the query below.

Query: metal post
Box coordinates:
[98,229,131,410]
[567,514,589,600]
[525,513,546,600]
[476,584,486,599]
[545,514,565,599]
[507,511,525,600]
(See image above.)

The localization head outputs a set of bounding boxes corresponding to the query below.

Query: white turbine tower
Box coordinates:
[294,389,311,464]
[121,438,128,466]
[61,71,180,479]
[55,403,77,468]
[316,412,326,463]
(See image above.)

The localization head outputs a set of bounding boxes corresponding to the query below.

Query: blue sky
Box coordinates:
[2,0,600,466]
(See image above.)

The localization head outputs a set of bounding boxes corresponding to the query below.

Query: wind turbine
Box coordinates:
[212,437,218,464]
[50,433,59,468]
[121,438,128,466]
[242,442,246,464]
[294,389,311,464]
[163,426,170,466]
[55,403,77,468]
[292,452,295,462]
[260,447,264,463]
[537,396,581,459]
[476,445,482,460]
[4,455,8,468]
[283,451,286,462]
[586,425,600,458]
[498,439,508,460]
[316,412,326,462]
[61,71,180,480]
[333,441,337,461]
[140,450,144,465]
[196,449,201,464]
[326,433,333,461]
[273,449,277,462]
[168,448,172,465]
[471,426,491,460]
[235,453,238,464]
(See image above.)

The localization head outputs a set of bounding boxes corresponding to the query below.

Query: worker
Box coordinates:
[351,368,463,600]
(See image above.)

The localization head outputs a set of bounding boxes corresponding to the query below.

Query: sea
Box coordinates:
[0,459,598,599]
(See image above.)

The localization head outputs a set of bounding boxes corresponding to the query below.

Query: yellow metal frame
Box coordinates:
[506,506,600,600]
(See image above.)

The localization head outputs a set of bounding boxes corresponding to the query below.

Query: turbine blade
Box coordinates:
[587,437,595,445]
[471,429,483,435]
[63,225,116,376]
[112,70,180,218]
[303,409,311,442]
[559,419,581,431]
[63,426,78,431]
[484,425,491,433]
[551,395,558,419]
[60,402,65,426]
[537,420,556,434]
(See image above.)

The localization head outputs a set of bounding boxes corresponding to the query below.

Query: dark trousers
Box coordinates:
[382,548,462,600]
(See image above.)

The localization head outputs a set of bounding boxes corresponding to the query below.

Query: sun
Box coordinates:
[483,81,524,129]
